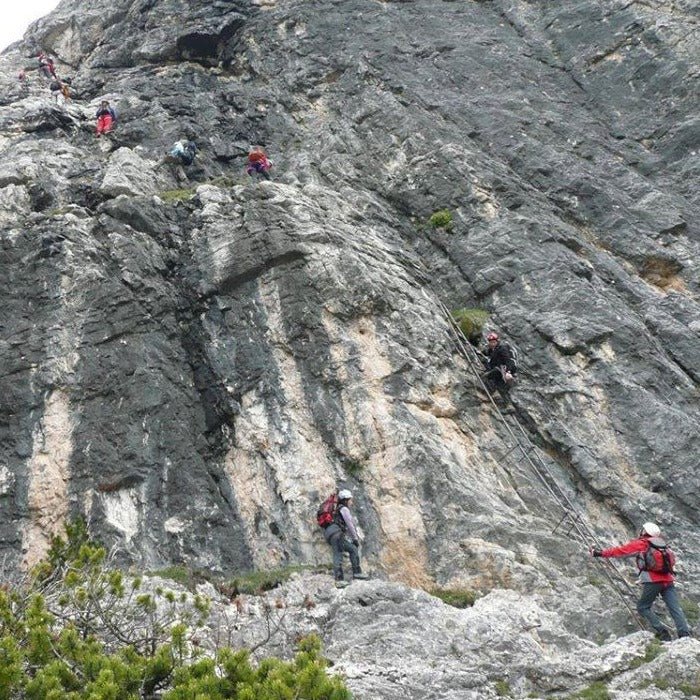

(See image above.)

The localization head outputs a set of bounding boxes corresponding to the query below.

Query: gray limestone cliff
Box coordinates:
[0,0,699,693]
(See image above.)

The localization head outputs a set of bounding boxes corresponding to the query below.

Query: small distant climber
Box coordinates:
[481,331,517,404]
[49,79,71,105]
[591,522,691,641]
[95,100,117,136]
[18,70,29,92]
[322,489,370,588]
[61,78,72,103]
[246,146,272,180]
[158,139,197,182]
[38,52,57,80]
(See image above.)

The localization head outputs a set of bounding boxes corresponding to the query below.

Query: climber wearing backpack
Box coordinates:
[95,100,117,136]
[592,522,691,640]
[318,489,369,588]
[158,139,197,183]
[481,332,517,404]
[246,146,272,180]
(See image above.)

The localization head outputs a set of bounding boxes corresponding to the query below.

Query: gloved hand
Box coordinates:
[591,548,603,558]
[352,540,360,547]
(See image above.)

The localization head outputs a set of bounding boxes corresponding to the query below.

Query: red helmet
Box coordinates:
[487,332,499,341]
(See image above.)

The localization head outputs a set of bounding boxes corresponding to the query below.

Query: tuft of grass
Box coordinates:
[451,308,490,344]
[630,638,664,669]
[428,209,454,231]
[565,681,611,699]
[430,587,479,609]
[681,597,700,625]
[159,188,196,203]
[229,565,322,596]
[343,457,367,476]
[209,175,237,188]
[495,679,512,697]
[149,565,196,588]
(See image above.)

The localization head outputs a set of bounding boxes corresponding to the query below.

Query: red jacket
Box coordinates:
[601,536,674,584]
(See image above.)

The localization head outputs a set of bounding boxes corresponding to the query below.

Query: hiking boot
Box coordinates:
[335,580,350,589]
[353,572,370,580]
[655,629,673,641]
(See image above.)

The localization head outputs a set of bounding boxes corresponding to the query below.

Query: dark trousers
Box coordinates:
[328,531,361,581]
[483,367,510,401]
[637,582,690,636]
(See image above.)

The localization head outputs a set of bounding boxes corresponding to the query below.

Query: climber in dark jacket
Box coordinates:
[323,490,370,588]
[481,331,516,403]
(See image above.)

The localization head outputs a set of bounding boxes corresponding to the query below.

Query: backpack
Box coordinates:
[316,493,338,528]
[182,141,197,165]
[638,537,676,574]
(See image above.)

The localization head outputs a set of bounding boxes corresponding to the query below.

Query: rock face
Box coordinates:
[0,0,698,655]
[176,572,700,700]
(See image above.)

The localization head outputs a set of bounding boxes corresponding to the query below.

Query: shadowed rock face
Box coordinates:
[0,0,698,640]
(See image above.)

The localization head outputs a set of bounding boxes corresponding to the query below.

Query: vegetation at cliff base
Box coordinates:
[0,521,350,699]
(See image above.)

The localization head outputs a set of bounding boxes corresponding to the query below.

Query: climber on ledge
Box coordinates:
[95,100,117,136]
[481,331,517,404]
[591,522,691,641]
[323,489,370,588]
[246,146,272,180]
[157,138,197,183]
[37,52,57,80]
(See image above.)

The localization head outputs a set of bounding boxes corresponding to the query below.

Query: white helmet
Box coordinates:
[641,522,661,537]
[338,489,353,500]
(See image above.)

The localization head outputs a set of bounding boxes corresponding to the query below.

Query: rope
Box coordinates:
[421,289,646,628]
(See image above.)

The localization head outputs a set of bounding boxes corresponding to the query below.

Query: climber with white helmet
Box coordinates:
[322,489,369,588]
[591,522,691,640]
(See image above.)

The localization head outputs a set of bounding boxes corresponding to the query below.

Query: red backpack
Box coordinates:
[638,537,676,574]
[316,493,338,528]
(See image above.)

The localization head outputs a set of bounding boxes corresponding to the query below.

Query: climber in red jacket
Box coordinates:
[246,146,272,180]
[591,522,691,640]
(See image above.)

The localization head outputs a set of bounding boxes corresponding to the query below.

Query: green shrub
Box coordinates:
[429,209,454,231]
[451,308,490,343]
[159,188,196,203]
[0,523,350,699]
[430,587,479,609]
